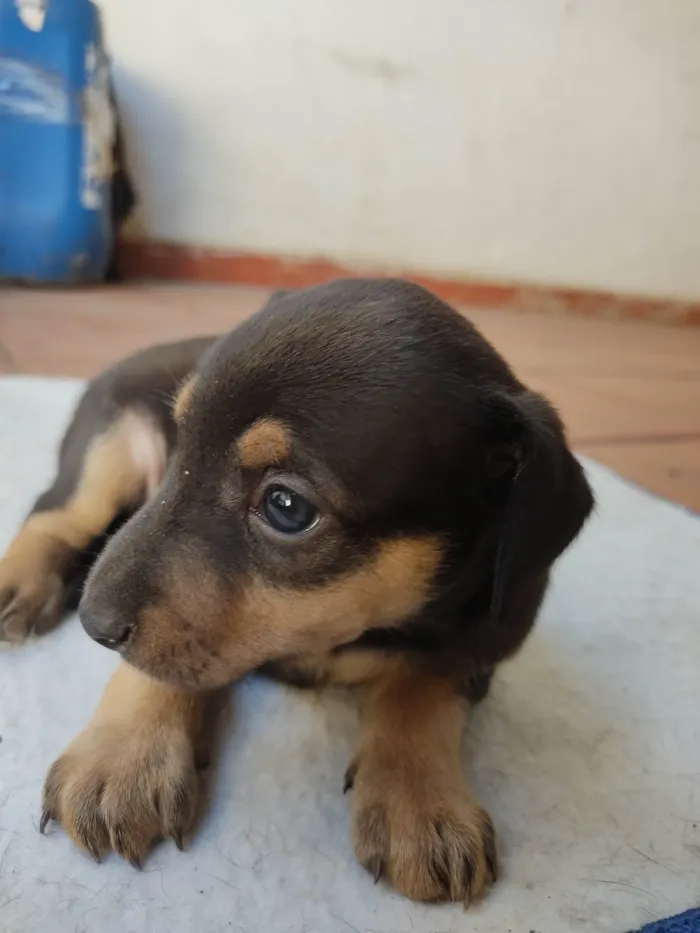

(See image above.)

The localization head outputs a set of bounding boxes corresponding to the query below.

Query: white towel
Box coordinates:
[0,377,698,933]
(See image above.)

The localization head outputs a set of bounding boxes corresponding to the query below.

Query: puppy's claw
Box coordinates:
[343,763,357,794]
[369,855,384,884]
[484,832,498,884]
[173,831,184,852]
[130,857,142,871]
[194,748,210,771]
[86,842,102,864]
[39,808,52,834]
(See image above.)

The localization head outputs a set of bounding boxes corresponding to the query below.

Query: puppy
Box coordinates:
[0,278,593,904]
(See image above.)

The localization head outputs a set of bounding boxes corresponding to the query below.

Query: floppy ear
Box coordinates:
[483,390,594,624]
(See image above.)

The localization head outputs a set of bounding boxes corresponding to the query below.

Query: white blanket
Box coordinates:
[0,377,698,933]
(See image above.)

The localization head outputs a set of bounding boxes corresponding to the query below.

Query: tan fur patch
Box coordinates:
[0,410,167,639]
[11,409,166,559]
[349,661,497,903]
[173,376,197,423]
[237,418,291,471]
[219,536,442,681]
[127,536,442,690]
[94,661,203,733]
[357,660,467,767]
[266,649,392,687]
[243,535,441,648]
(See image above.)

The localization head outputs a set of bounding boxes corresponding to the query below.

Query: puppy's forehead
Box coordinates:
[191,280,462,414]
[180,279,511,488]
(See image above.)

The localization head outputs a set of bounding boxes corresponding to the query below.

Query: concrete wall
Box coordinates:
[102,0,700,299]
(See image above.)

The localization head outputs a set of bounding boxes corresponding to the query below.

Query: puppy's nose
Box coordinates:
[80,606,133,651]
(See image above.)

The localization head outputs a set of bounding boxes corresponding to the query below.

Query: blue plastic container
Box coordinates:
[0,0,114,282]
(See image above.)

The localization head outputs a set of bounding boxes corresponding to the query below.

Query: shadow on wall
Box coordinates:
[113,65,199,243]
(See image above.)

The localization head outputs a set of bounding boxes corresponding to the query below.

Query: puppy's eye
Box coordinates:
[261,485,318,534]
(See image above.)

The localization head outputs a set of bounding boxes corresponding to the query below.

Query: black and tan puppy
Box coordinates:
[0,279,593,904]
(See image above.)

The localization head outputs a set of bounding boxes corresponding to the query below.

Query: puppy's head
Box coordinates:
[80,279,592,690]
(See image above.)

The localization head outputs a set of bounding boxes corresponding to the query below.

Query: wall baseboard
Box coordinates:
[118,240,700,327]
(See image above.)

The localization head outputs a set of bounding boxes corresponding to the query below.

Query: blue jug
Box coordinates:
[0,0,115,282]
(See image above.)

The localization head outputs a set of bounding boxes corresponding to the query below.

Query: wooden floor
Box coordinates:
[1,283,699,512]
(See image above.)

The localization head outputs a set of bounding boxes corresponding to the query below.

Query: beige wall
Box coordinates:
[104,0,700,299]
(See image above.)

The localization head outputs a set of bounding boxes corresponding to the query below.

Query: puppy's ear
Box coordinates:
[482,390,594,624]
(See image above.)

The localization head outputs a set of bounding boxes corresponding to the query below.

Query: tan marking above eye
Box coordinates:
[237,418,292,471]
[173,376,198,423]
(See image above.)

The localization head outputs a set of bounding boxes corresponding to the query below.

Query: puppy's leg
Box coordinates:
[0,401,167,641]
[347,660,497,904]
[42,662,205,864]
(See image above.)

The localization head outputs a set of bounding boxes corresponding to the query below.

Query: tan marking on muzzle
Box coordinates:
[126,536,443,690]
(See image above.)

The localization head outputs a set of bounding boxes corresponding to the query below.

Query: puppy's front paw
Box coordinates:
[41,719,198,865]
[0,557,64,641]
[347,757,497,904]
